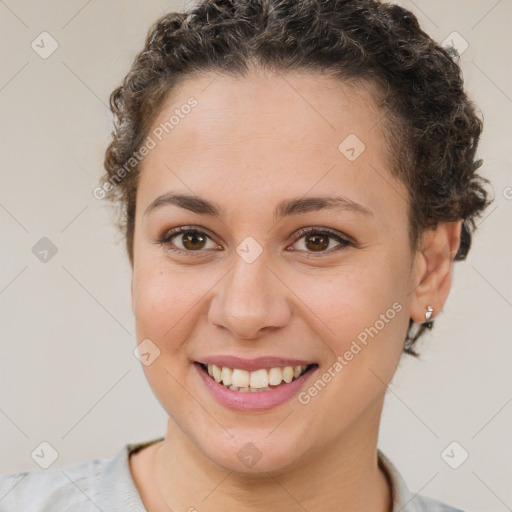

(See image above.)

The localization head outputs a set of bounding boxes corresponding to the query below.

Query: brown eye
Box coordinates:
[303,233,330,252]
[291,228,352,255]
[180,231,208,250]
[158,227,219,254]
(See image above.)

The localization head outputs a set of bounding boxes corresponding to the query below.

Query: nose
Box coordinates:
[208,254,291,340]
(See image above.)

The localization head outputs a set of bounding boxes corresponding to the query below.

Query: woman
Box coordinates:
[0,0,490,510]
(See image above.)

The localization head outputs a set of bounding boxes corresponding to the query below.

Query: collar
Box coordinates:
[378,448,431,511]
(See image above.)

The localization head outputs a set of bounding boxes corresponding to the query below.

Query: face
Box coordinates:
[131,68,420,473]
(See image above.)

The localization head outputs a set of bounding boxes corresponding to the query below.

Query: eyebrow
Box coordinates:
[144,192,373,220]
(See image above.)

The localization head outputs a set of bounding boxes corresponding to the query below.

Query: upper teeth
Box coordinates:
[207,364,308,389]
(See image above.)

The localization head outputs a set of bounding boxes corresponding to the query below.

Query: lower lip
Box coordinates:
[194,362,319,412]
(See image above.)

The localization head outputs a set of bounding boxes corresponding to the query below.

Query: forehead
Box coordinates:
[148,68,386,151]
[136,68,406,223]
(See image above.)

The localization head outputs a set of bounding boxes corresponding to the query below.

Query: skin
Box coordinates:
[128,67,461,512]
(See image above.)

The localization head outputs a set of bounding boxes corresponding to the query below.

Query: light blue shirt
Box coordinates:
[0,437,463,511]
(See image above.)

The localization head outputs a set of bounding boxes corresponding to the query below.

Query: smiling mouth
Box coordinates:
[195,362,318,392]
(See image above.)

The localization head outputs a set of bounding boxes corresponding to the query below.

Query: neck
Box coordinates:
[153,399,391,512]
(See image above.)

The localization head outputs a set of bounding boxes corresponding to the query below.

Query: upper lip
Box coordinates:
[196,355,317,372]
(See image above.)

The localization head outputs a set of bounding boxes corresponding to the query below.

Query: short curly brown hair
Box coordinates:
[100,0,491,355]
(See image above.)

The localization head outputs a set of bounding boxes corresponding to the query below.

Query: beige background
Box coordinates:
[1,1,511,510]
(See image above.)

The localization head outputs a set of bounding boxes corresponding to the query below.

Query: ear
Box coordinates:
[409,220,462,324]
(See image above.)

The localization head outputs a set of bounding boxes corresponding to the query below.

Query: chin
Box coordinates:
[205,440,304,475]
[192,421,310,475]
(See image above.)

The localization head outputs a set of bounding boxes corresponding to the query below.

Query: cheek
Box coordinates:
[132,268,176,342]
[290,255,411,408]
[132,261,218,351]
[131,263,210,417]
[293,255,408,346]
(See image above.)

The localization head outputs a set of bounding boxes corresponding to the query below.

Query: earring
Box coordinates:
[423,305,434,329]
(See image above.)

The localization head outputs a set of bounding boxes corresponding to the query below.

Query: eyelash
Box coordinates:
[156,225,354,257]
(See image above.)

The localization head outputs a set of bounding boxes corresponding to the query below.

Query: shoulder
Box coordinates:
[377,449,465,512]
[0,457,108,512]
[0,438,163,512]
[412,493,465,511]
